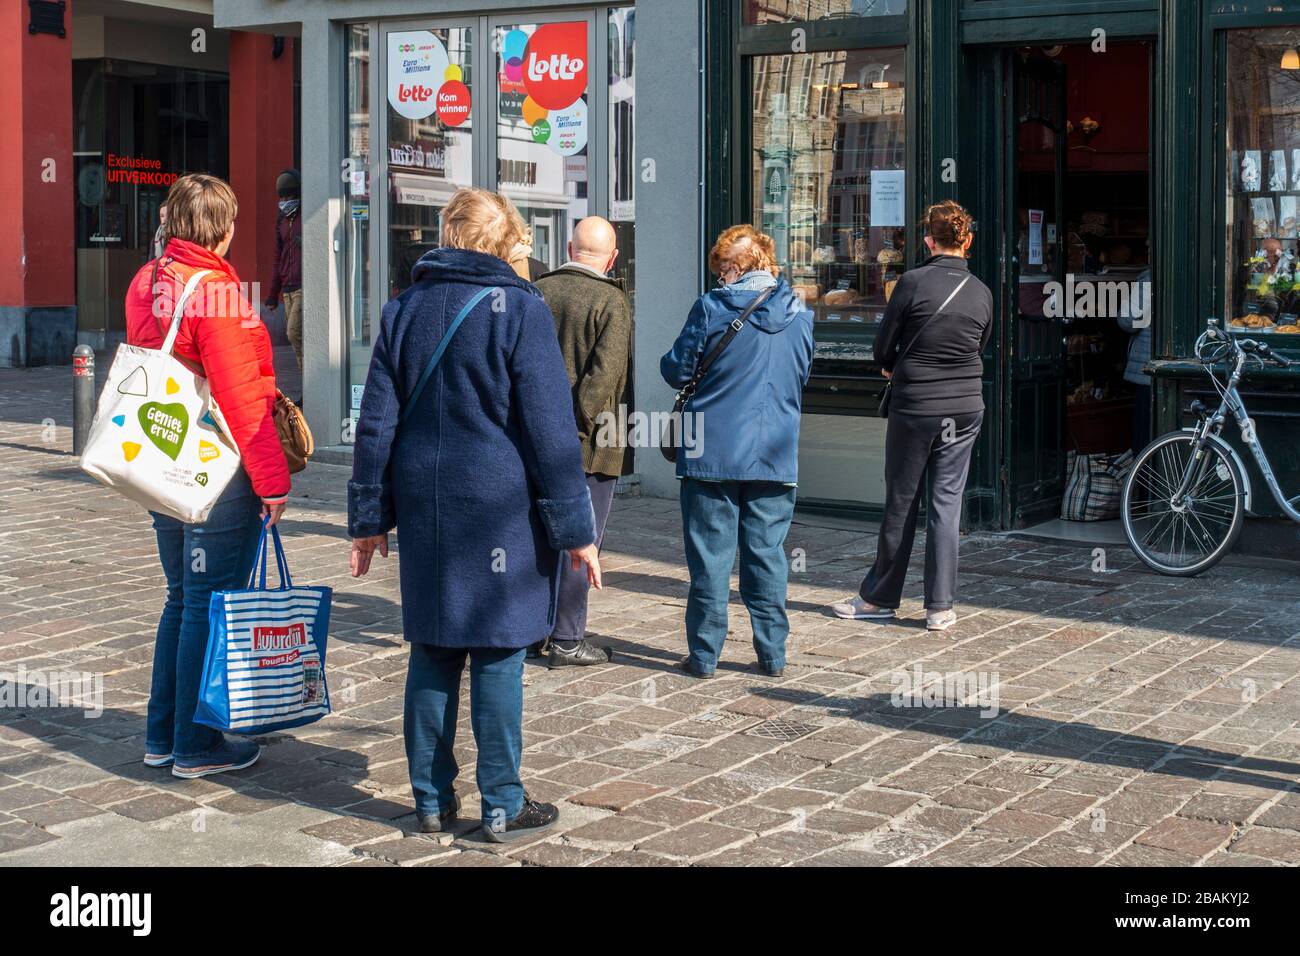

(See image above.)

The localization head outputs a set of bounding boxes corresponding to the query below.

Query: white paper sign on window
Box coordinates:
[870,169,905,228]
[1028,208,1044,266]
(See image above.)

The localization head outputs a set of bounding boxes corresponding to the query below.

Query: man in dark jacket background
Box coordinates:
[264,169,303,375]
[532,217,634,668]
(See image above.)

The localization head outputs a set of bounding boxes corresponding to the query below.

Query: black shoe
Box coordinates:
[483,795,559,843]
[678,657,715,680]
[418,793,460,833]
[756,662,785,678]
[548,639,612,668]
[526,638,550,660]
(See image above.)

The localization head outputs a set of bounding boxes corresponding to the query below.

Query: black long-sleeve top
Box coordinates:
[873,254,993,417]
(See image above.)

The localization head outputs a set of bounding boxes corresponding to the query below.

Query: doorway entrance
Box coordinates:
[976,41,1153,531]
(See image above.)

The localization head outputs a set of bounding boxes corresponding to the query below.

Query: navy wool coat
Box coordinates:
[348,248,596,648]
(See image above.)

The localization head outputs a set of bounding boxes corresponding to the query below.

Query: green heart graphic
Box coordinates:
[137,402,189,461]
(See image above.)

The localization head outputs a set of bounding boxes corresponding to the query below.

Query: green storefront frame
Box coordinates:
[706,0,1300,546]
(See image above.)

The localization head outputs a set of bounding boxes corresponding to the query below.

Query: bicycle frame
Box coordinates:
[1177,346,1300,523]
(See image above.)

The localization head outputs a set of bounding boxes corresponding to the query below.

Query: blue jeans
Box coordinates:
[680,479,797,674]
[405,643,525,825]
[147,469,263,758]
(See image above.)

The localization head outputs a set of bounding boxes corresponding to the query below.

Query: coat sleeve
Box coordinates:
[873,274,911,373]
[660,298,709,389]
[347,298,403,538]
[574,294,633,433]
[510,299,596,551]
[192,281,290,502]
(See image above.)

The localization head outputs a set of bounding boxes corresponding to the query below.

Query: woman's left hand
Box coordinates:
[350,534,389,578]
[881,369,893,380]
[570,543,603,590]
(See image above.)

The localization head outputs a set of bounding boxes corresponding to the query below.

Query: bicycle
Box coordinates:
[1121,317,1299,576]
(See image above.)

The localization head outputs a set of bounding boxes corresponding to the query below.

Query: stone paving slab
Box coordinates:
[1,365,1299,866]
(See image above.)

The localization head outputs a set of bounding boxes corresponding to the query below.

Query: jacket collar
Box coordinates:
[539,262,620,287]
[410,247,541,297]
[920,254,970,271]
[159,238,241,283]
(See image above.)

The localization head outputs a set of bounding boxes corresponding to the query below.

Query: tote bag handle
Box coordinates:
[160,269,212,356]
[248,517,294,591]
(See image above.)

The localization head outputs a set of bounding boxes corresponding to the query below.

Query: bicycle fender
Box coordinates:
[1180,428,1254,515]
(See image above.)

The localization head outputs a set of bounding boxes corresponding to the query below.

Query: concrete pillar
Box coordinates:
[0,0,76,367]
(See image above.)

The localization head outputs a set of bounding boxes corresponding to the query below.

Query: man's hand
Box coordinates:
[262,500,288,526]
[351,534,390,577]
[263,298,278,312]
[570,543,602,590]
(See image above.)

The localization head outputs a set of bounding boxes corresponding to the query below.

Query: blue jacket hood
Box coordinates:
[707,279,803,333]
[410,247,542,298]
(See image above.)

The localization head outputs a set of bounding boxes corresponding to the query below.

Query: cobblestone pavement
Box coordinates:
[2,364,1299,867]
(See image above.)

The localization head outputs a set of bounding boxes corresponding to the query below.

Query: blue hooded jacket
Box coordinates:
[660,276,814,483]
[348,248,595,648]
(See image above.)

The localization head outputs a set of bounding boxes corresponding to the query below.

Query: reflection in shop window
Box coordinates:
[609,6,636,297]
[345,23,371,420]
[1225,29,1300,338]
[744,0,907,26]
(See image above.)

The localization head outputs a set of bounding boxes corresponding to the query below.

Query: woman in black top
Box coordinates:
[832,201,993,631]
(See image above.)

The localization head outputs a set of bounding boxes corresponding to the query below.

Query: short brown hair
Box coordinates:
[441,188,526,262]
[164,174,239,249]
[924,200,973,250]
[708,225,779,277]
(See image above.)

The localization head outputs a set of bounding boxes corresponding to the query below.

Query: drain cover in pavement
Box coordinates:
[690,710,749,726]
[744,718,819,741]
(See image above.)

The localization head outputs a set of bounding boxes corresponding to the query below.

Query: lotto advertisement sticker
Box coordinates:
[501,22,589,158]
[388,31,471,125]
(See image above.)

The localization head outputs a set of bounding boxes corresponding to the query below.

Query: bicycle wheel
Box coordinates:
[1121,432,1245,576]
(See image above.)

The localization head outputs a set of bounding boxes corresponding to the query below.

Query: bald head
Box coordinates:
[569,216,618,270]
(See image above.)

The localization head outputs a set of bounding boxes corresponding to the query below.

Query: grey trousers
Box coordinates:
[860,410,983,611]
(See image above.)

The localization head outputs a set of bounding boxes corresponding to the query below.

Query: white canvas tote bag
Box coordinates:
[80,269,243,523]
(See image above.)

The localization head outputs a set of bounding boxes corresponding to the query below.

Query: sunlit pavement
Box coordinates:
[2,364,1298,866]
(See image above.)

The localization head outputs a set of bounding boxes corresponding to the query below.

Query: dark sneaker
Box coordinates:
[483,796,559,843]
[678,657,715,680]
[548,639,612,668]
[172,739,261,779]
[143,751,174,768]
[418,793,461,833]
[526,638,550,660]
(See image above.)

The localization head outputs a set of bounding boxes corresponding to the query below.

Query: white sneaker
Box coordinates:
[830,596,896,621]
[926,609,957,631]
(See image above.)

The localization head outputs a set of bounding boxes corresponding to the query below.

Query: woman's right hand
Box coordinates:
[570,543,603,590]
[262,500,288,526]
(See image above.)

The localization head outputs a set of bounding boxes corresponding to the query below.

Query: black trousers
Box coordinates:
[860,410,983,612]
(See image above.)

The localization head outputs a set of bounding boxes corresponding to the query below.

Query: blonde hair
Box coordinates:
[441,188,526,263]
[164,174,238,250]
[708,224,779,277]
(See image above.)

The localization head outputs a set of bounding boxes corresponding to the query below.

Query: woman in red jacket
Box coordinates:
[125,174,290,779]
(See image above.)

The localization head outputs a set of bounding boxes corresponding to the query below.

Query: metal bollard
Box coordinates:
[72,345,95,456]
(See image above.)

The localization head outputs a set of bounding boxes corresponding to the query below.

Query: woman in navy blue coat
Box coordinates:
[660,226,813,680]
[348,189,600,843]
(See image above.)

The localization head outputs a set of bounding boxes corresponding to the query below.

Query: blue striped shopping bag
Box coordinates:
[196,520,333,735]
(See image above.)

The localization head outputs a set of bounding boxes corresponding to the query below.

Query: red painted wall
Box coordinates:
[227,32,296,298]
[0,0,75,308]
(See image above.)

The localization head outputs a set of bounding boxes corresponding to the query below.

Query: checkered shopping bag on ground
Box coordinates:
[1061,449,1135,522]
[196,520,333,734]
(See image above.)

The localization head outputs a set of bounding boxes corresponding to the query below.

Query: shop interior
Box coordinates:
[1014,41,1152,538]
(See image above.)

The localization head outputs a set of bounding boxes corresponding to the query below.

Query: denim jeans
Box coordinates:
[680,479,797,673]
[147,469,263,758]
[551,473,617,642]
[405,643,525,826]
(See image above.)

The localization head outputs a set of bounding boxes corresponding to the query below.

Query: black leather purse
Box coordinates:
[661,287,774,462]
[878,274,971,419]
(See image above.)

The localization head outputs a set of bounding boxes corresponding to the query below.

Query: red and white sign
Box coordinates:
[522,22,587,111]
[437,80,471,127]
[252,622,308,653]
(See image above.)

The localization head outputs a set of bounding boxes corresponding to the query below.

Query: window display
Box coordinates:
[743,0,907,25]
[1225,29,1300,338]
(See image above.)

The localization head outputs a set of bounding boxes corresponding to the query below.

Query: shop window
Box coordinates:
[743,0,907,26]
[345,23,371,418]
[1225,29,1300,339]
[494,19,591,273]
[609,5,637,296]
[386,25,474,300]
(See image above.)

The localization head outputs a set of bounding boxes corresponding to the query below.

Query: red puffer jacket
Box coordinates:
[125,238,290,503]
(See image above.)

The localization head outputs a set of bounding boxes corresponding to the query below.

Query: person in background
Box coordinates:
[532,216,633,667]
[152,203,167,260]
[508,227,548,282]
[348,187,600,842]
[126,174,290,779]
[660,226,814,679]
[1118,266,1154,451]
[264,169,303,372]
[831,200,992,632]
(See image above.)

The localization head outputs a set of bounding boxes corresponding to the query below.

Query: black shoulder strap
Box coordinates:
[679,287,774,398]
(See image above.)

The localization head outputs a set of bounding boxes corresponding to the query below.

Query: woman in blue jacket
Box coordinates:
[660,226,814,679]
[348,188,600,843]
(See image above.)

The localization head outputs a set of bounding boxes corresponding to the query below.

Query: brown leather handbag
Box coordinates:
[273,390,314,473]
